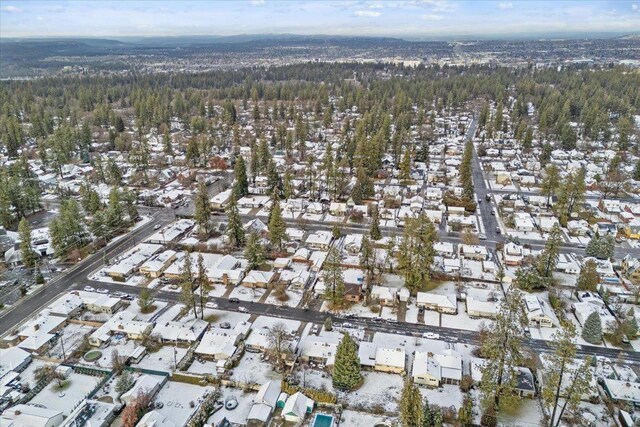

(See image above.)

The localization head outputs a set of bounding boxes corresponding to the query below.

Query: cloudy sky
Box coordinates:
[1,1,639,39]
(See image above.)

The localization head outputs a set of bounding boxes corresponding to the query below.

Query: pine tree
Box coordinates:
[397,213,438,295]
[244,231,266,270]
[180,251,197,318]
[323,247,345,308]
[332,333,362,390]
[233,156,249,198]
[268,201,287,251]
[480,288,527,413]
[369,204,382,241]
[194,180,212,236]
[537,224,563,280]
[399,377,424,427]
[543,324,594,427]
[458,396,473,426]
[138,288,152,312]
[18,217,36,270]
[540,164,560,207]
[576,259,599,291]
[581,311,602,344]
[225,195,245,249]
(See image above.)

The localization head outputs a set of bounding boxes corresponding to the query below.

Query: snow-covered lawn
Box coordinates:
[48,323,93,359]
[124,299,168,321]
[207,389,256,426]
[441,302,489,331]
[418,384,464,411]
[187,359,219,376]
[264,287,304,307]
[228,285,266,302]
[405,303,421,324]
[339,371,403,413]
[131,346,189,373]
[338,410,391,427]
[30,372,101,416]
[380,306,398,321]
[154,381,213,426]
[423,310,440,326]
[231,353,282,386]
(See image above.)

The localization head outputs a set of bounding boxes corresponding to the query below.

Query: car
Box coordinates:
[310,325,320,335]
[342,322,354,328]
[205,302,218,309]
[495,227,501,234]
[490,209,495,216]
[386,318,398,324]
[153,224,161,230]
[97,288,108,294]
[121,294,134,301]
[577,243,586,249]
[229,297,240,303]
[238,307,249,313]
[371,317,383,322]
[478,233,487,240]
[84,286,95,292]
[477,199,482,204]
[220,322,231,329]
[485,194,491,201]
[422,332,440,339]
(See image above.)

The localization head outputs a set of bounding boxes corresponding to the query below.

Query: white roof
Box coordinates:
[0,404,62,427]
[416,292,456,309]
[152,318,208,342]
[375,347,405,369]
[0,347,31,379]
[194,329,240,359]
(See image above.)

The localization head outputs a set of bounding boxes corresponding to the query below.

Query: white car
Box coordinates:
[153,224,161,230]
[84,286,95,292]
[97,288,108,294]
[423,332,440,339]
[205,302,218,309]
[238,307,249,313]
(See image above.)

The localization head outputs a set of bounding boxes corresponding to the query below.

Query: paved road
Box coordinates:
[58,280,640,364]
[0,210,175,336]
[489,188,639,204]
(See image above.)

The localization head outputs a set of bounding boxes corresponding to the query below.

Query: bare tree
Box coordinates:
[266,322,291,373]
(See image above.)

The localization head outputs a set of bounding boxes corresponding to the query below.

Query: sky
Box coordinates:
[1,1,639,39]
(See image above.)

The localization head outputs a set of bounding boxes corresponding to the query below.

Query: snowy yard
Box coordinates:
[228,285,266,303]
[154,381,213,426]
[231,353,282,386]
[264,287,304,307]
[339,371,403,413]
[207,389,256,426]
[30,371,101,416]
[131,345,189,373]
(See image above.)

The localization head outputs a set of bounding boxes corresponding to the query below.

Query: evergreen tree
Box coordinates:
[244,231,266,270]
[194,180,212,236]
[581,311,602,344]
[18,217,36,270]
[233,156,249,198]
[458,396,473,426]
[179,251,198,318]
[543,324,593,427]
[323,247,345,308]
[399,377,424,427]
[537,224,563,280]
[268,201,287,251]
[540,164,560,206]
[225,195,245,248]
[585,233,615,260]
[138,288,152,312]
[369,204,382,241]
[397,213,438,295]
[332,333,362,391]
[480,288,527,415]
[576,259,599,291]
[352,166,373,204]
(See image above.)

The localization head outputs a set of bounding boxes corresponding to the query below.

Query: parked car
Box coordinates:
[238,307,249,313]
[310,324,320,335]
[422,332,440,339]
[84,286,95,292]
[153,224,161,230]
[205,302,218,309]
[229,297,240,303]
[485,194,491,201]
[97,288,108,294]
[495,227,501,234]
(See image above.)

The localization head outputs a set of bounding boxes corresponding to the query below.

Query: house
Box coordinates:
[603,379,640,407]
[514,212,535,232]
[622,255,640,283]
[121,374,165,405]
[241,270,275,289]
[412,349,463,387]
[460,244,488,261]
[433,241,454,258]
[503,242,524,266]
[466,297,498,319]
[0,347,32,384]
[370,285,397,306]
[279,269,312,290]
[207,254,245,286]
[329,202,347,216]
[374,347,406,374]
[88,311,153,347]
[282,392,314,423]
[305,231,333,251]
[137,410,176,427]
[139,250,177,277]
[623,219,640,240]
[297,331,342,365]
[523,295,555,328]
[515,368,536,398]
[416,292,457,314]
[210,189,233,209]
[152,318,208,344]
[0,404,64,427]
[247,381,281,426]
[194,328,242,360]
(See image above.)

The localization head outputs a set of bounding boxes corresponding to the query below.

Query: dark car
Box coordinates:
[229,297,240,303]
[495,227,501,234]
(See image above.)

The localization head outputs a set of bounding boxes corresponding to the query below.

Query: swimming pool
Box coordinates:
[312,413,334,427]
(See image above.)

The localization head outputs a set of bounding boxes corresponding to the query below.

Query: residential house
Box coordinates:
[305,231,333,251]
[282,392,314,423]
[412,349,463,387]
[241,271,275,289]
[523,295,555,328]
[416,292,457,314]
[1,404,64,427]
